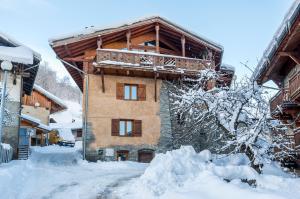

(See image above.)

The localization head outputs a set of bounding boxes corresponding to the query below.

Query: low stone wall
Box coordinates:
[86,144,157,162]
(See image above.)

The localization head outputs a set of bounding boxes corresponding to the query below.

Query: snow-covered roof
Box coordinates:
[0,31,41,61]
[50,122,82,130]
[49,16,223,52]
[33,84,68,111]
[21,114,52,132]
[252,0,300,82]
[220,64,235,72]
[0,46,34,65]
[0,31,42,95]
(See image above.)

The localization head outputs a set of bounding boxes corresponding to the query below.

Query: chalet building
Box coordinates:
[49,16,233,162]
[253,2,300,166]
[0,32,41,159]
[18,84,67,159]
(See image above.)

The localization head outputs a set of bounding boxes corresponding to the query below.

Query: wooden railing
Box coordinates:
[270,90,284,113]
[97,49,211,71]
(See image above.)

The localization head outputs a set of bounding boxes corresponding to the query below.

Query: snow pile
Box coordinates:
[30,145,80,166]
[0,46,34,65]
[117,146,300,199]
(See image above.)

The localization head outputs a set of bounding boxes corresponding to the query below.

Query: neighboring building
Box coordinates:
[20,84,67,150]
[50,16,233,162]
[0,32,41,159]
[253,1,300,166]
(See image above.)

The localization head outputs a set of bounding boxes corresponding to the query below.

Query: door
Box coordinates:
[138,150,154,163]
[19,128,30,146]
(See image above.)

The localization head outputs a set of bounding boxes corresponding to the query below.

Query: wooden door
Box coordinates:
[138,150,154,163]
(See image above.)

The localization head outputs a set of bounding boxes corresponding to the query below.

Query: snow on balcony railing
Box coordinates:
[96,49,212,72]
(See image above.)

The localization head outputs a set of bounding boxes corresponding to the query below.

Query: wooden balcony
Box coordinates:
[96,49,212,74]
[289,71,300,100]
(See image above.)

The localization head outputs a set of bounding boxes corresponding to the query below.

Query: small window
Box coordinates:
[124,84,138,100]
[119,120,133,136]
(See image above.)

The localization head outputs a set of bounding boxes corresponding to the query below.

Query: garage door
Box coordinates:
[138,150,154,163]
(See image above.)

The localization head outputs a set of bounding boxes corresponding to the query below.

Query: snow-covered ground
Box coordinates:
[0,145,299,199]
[0,145,147,199]
[115,146,300,199]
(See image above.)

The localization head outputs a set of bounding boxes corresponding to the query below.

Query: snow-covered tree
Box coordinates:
[170,69,294,172]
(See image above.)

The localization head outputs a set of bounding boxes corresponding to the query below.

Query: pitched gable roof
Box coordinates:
[49,16,223,52]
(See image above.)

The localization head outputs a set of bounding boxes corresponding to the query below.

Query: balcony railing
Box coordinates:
[96,49,211,72]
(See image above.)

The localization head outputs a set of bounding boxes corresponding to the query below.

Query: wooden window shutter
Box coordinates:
[111,119,120,136]
[116,83,124,100]
[133,120,142,137]
[138,84,146,101]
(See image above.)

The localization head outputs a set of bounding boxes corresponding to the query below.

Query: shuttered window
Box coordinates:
[111,119,142,137]
[116,83,146,101]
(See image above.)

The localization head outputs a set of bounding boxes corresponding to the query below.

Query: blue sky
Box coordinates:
[0,0,295,83]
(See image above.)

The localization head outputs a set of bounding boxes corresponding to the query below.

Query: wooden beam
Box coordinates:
[154,72,157,102]
[101,68,105,93]
[181,35,186,57]
[278,51,300,65]
[126,30,131,50]
[159,36,181,53]
[155,24,160,53]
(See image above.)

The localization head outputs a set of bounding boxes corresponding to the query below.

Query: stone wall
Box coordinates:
[0,73,22,159]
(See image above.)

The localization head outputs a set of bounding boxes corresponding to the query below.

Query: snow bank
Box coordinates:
[30,145,80,166]
[117,146,300,199]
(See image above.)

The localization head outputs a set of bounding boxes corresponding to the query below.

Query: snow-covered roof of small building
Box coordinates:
[252,0,300,82]
[220,64,235,72]
[33,84,68,112]
[50,122,82,130]
[21,114,52,132]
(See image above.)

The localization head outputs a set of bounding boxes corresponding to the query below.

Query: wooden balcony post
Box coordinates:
[97,36,102,49]
[155,24,160,53]
[101,68,105,93]
[126,30,131,50]
[181,35,186,57]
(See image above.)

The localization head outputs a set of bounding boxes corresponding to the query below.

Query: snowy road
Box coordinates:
[0,146,147,199]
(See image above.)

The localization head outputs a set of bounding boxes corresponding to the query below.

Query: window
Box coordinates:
[124,84,137,100]
[111,119,142,137]
[119,120,133,136]
[116,83,146,101]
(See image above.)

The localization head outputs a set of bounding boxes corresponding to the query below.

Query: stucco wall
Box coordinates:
[22,105,50,125]
[86,74,162,150]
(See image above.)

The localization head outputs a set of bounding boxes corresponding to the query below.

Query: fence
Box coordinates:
[0,143,13,163]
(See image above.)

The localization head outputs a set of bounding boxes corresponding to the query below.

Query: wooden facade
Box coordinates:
[253,2,300,166]
[50,16,231,162]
